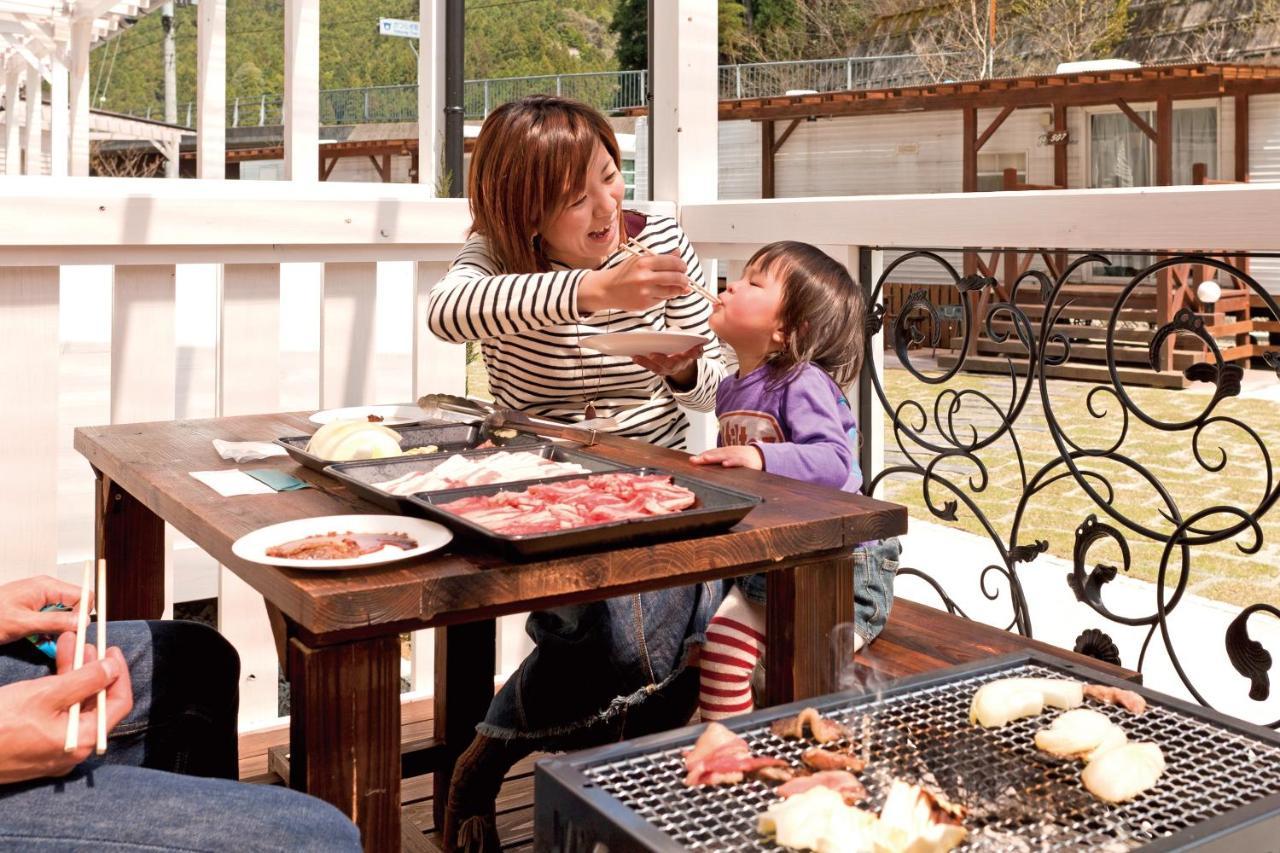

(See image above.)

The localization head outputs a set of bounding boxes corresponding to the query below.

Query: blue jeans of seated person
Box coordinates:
[479,581,724,749]
[0,620,361,853]
[735,537,902,643]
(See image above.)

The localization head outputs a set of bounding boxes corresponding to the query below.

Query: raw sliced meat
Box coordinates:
[777,770,867,805]
[683,721,788,787]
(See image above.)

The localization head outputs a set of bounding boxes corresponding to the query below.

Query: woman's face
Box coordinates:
[538,142,625,269]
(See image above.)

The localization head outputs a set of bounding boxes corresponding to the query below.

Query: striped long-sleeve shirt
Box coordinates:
[427,214,726,449]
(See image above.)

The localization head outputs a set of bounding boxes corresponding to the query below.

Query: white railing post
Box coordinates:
[68,19,91,177]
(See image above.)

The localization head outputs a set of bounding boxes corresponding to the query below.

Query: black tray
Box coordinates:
[275,421,539,473]
[409,467,762,560]
[325,444,627,514]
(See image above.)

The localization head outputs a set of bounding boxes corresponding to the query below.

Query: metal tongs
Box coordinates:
[417,393,601,446]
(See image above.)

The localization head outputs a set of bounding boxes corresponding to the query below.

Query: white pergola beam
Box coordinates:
[47,38,65,175]
[3,65,21,174]
[23,60,40,172]
[284,0,318,181]
[196,0,225,179]
[67,15,88,175]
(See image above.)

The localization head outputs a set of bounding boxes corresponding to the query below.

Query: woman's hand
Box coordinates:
[633,344,702,391]
[0,575,86,646]
[578,253,691,314]
[690,446,765,470]
[0,638,132,784]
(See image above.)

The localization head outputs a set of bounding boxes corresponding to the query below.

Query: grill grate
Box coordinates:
[578,663,1280,851]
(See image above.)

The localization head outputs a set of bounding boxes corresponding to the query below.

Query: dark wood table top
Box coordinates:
[75,412,906,643]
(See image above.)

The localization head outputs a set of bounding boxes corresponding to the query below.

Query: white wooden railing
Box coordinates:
[3,177,1279,731]
[0,177,685,730]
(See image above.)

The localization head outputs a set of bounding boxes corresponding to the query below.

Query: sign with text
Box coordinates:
[1038,130,1071,146]
[379,18,420,39]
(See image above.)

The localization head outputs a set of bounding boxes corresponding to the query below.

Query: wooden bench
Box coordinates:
[857,598,1140,684]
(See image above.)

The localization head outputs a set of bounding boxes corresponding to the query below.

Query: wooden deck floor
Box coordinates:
[237,696,542,852]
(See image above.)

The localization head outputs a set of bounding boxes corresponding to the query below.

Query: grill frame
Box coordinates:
[533,651,1280,852]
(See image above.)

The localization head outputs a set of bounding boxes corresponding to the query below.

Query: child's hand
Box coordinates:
[690,445,764,470]
[633,344,702,390]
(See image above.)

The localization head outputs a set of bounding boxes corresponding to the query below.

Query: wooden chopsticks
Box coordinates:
[65,558,107,755]
[617,235,723,306]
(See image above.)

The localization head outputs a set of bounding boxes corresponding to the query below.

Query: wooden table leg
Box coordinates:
[95,469,165,620]
[289,633,401,852]
[763,554,854,707]
[432,619,497,829]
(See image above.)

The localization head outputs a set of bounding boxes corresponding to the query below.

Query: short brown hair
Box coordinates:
[747,241,865,387]
[468,95,621,274]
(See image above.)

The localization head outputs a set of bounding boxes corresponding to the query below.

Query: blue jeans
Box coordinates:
[735,537,902,642]
[479,581,724,750]
[0,620,361,853]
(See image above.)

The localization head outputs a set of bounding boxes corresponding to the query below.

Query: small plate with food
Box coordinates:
[309,404,433,426]
[231,514,453,570]
[579,331,708,357]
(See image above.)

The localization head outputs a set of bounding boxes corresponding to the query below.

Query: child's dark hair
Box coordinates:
[747,241,866,387]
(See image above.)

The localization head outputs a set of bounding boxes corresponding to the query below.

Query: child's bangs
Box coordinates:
[746,244,801,284]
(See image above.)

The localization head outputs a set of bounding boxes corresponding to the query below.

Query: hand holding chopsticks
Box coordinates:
[64,558,112,756]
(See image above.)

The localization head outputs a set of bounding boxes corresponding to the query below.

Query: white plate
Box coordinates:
[308,404,428,426]
[579,331,709,357]
[231,514,453,570]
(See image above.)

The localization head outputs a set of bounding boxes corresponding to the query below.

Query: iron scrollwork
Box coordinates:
[864,247,1280,727]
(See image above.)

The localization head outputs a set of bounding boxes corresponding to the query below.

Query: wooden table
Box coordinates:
[75,412,906,851]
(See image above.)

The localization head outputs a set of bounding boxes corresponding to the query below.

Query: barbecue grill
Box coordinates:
[534,652,1280,851]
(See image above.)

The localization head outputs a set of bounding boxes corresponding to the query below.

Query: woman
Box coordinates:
[427,95,726,851]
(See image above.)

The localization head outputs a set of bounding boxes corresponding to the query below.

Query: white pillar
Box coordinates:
[23,64,42,175]
[48,45,68,177]
[651,0,718,204]
[3,67,21,176]
[653,0,718,449]
[69,19,92,177]
[417,0,445,194]
[197,0,227,179]
[284,0,319,181]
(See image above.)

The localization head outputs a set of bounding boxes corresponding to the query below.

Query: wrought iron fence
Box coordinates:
[860,246,1280,728]
[163,54,938,128]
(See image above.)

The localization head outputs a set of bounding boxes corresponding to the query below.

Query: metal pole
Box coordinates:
[846,58,853,91]
[232,96,239,127]
[645,0,653,202]
[483,79,490,117]
[445,0,464,197]
[735,65,742,99]
[259,94,266,126]
[363,89,370,121]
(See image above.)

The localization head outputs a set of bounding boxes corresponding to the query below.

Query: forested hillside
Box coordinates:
[90,0,620,117]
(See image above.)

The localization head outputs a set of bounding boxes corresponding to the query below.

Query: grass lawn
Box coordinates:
[879,364,1280,610]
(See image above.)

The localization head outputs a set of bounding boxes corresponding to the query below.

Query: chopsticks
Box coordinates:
[616,225,722,306]
[64,558,107,755]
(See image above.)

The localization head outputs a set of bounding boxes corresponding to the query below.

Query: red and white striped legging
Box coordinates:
[698,585,766,721]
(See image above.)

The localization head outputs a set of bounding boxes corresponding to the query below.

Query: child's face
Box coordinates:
[710,260,787,354]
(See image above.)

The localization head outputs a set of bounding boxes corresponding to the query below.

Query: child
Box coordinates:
[690,241,900,720]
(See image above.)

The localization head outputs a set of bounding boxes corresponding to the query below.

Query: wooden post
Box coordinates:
[197,0,227,179]
[418,0,444,192]
[962,106,979,354]
[97,475,166,620]
[68,19,91,177]
[284,0,320,181]
[761,119,775,199]
[23,64,42,175]
[763,555,856,704]
[290,634,401,852]
[1053,101,1068,189]
[1156,94,1172,187]
[1235,92,1249,182]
